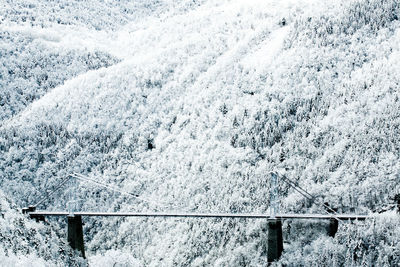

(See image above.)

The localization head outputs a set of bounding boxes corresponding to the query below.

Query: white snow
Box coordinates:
[241,26,290,70]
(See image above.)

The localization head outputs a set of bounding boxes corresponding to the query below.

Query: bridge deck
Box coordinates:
[28,211,369,220]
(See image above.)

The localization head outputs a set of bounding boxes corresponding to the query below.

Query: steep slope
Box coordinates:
[0,0,205,121]
[1,0,400,266]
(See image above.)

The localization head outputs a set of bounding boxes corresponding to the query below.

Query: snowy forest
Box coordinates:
[1,0,400,266]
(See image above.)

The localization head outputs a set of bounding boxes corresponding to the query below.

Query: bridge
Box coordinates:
[22,172,398,264]
[26,211,369,220]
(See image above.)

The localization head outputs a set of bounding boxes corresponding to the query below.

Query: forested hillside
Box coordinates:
[1,0,400,266]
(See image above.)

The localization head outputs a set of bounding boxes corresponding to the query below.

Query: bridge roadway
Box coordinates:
[28,211,369,220]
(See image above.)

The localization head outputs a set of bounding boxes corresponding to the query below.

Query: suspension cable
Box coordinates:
[34,176,72,207]
[70,173,170,210]
[276,172,343,221]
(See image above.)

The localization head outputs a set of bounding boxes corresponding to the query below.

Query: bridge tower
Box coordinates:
[67,215,85,258]
[267,172,283,263]
[67,175,85,258]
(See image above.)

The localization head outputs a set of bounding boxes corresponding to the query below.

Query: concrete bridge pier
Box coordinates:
[267,219,283,263]
[328,218,339,237]
[67,215,85,258]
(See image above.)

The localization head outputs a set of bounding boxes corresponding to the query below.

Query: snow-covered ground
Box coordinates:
[1,0,400,266]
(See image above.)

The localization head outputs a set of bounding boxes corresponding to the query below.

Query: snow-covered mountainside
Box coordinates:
[1,0,400,265]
